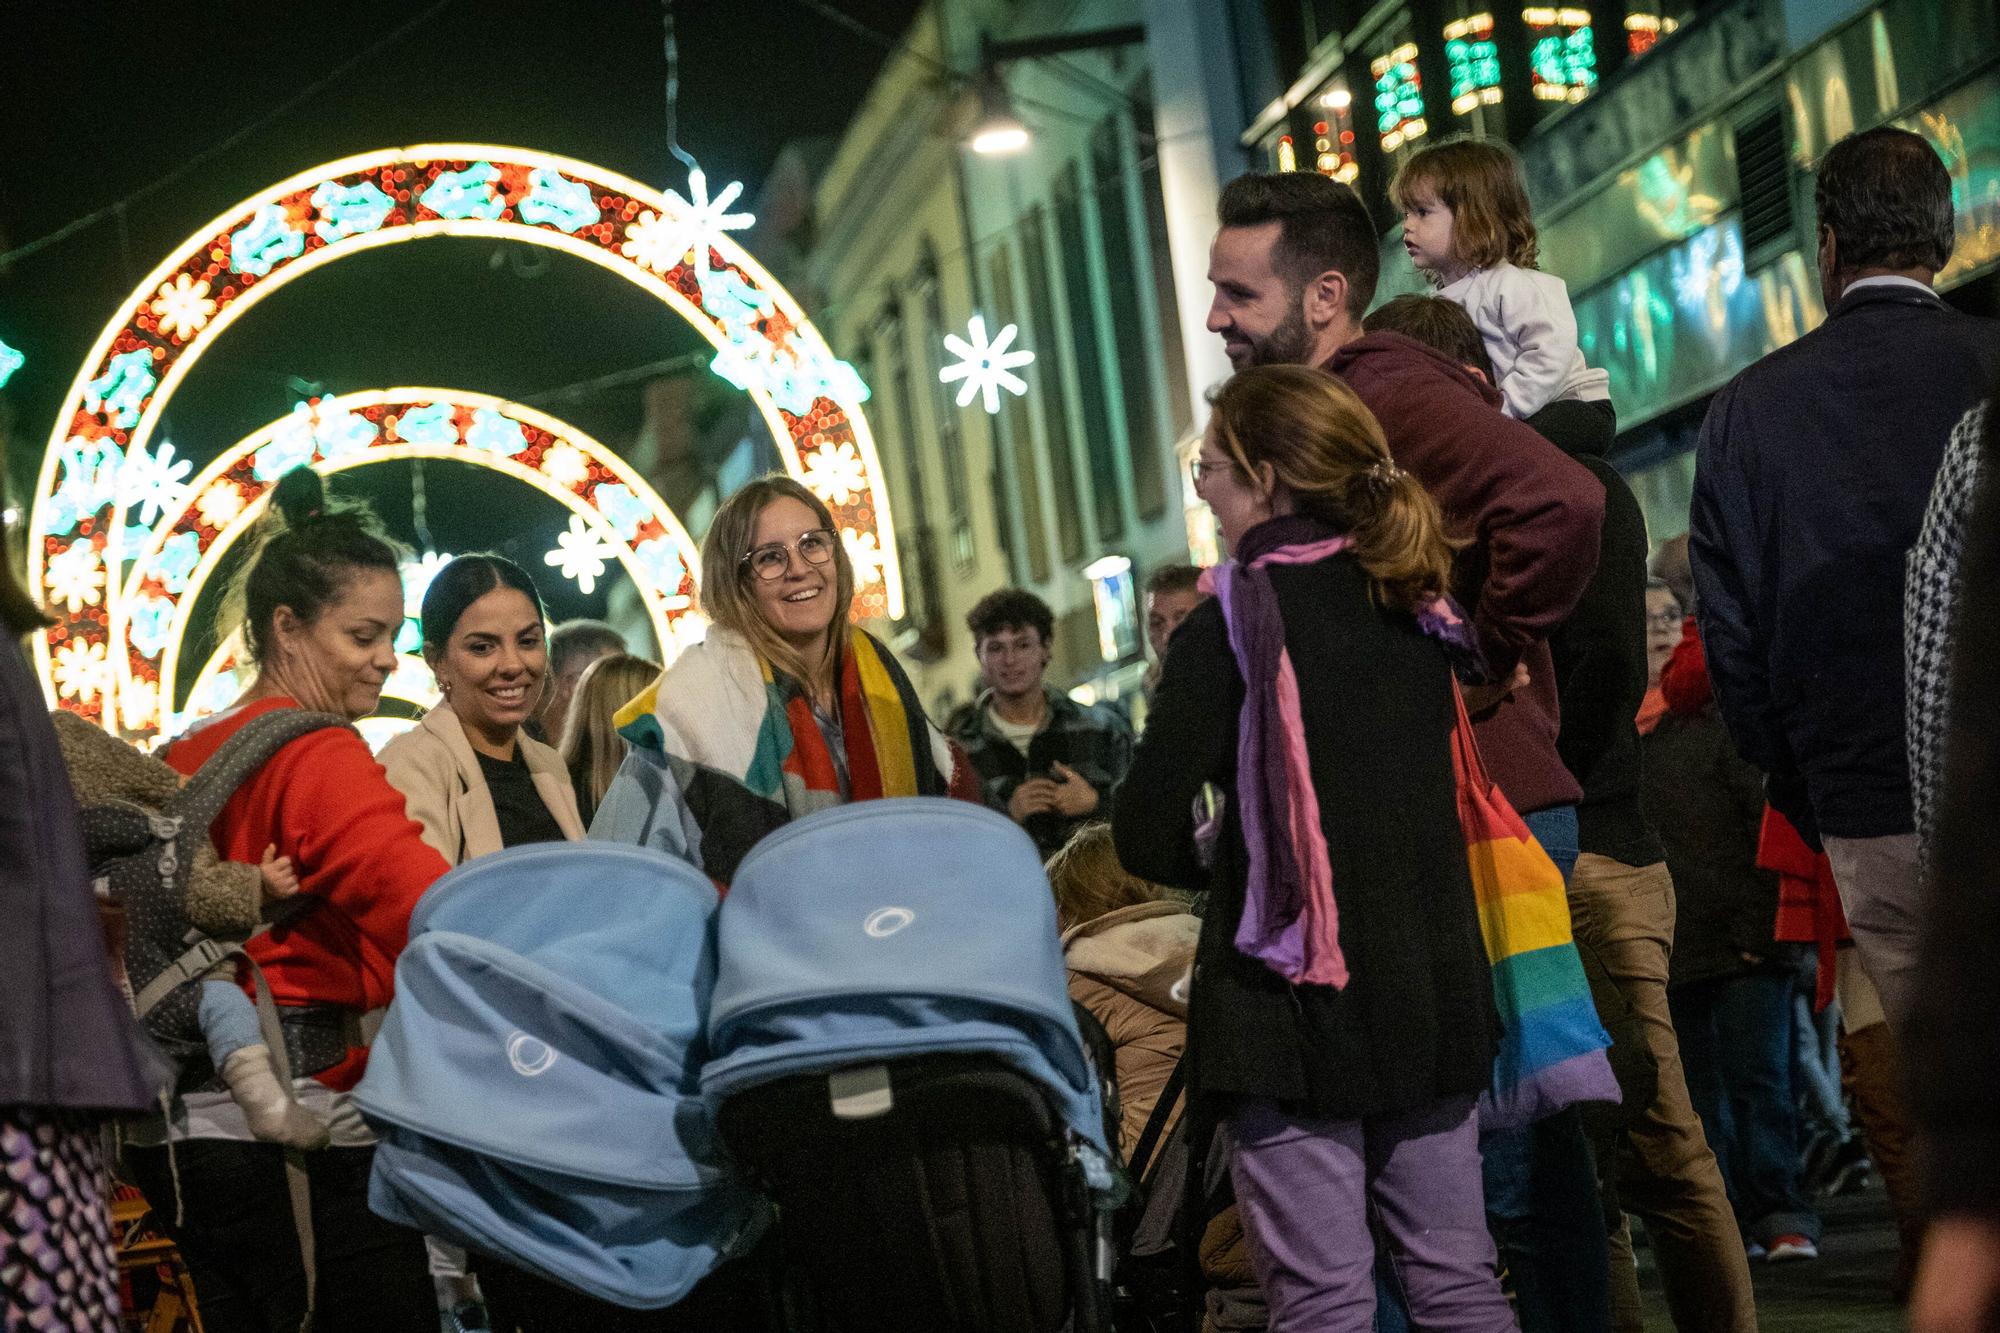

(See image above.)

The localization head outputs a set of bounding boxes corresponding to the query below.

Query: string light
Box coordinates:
[0,336,21,389]
[28,144,904,727]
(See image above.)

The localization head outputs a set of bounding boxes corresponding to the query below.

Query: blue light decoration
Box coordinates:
[84,350,157,428]
[395,401,458,447]
[152,531,202,594]
[252,417,316,482]
[228,203,307,277]
[518,168,600,233]
[1524,7,1598,104]
[118,439,193,526]
[1444,14,1504,115]
[938,315,1034,415]
[311,180,395,242]
[314,406,377,460]
[466,407,528,456]
[592,482,652,541]
[421,162,506,222]
[0,336,23,389]
[126,594,175,660]
[697,266,776,332]
[657,168,755,279]
[1371,43,1428,152]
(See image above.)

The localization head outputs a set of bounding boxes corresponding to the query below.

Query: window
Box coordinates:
[876,306,944,659]
[1093,118,1169,521]
[1523,6,1599,105]
[1304,80,1361,182]
[1134,86,1193,439]
[1054,163,1123,544]
[915,244,974,568]
[1370,33,1429,155]
[1019,206,1086,563]
[987,244,1049,583]
[1443,7,1504,137]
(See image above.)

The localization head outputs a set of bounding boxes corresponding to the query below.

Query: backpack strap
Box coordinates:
[169,708,355,837]
[248,954,317,1333]
[133,936,237,1019]
[1128,1052,1188,1188]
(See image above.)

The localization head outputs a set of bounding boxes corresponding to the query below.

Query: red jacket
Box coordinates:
[164,698,447,1088]
[1328,332,1605,815]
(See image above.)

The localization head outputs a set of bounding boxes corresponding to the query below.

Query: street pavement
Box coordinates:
[1636,1183,1905,1332]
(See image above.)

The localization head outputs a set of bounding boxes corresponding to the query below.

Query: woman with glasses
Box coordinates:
[593,475,975,883]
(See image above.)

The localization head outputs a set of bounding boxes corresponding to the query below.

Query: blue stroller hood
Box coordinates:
[356,842,762,1309]
[702,798,1109,1157]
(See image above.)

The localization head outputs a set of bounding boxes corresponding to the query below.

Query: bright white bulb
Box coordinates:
[971,123,1030,155]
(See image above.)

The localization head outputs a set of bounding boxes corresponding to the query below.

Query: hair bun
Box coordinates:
[269,467,327,528]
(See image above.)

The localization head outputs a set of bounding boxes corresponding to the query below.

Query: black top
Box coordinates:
[1692,283,2000,839]
[1547,452,1666,867]
[477,748,567,848]
[1114,534,1496,1121]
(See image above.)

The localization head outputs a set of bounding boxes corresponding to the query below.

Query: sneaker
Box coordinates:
[1824,1141,1874,1197]
[1765,1234,1819,1262]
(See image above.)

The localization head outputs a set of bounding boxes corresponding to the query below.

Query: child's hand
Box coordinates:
[259,844,300,900]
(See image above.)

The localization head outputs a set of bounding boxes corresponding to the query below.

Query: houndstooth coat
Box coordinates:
[1907,400,1990,862]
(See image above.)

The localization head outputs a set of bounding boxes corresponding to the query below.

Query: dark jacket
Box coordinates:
[1329,332,1605,816]
[1691,282,2000,839]
[1911,382,2000,1221]
[1547,446,1664,867]
[1,639,162,1112]
[1640,654,1782,989]
[951,686,1132,859]
[1113,538,1497,1120]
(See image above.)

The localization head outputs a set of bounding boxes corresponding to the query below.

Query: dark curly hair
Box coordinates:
[967,587,1054,646]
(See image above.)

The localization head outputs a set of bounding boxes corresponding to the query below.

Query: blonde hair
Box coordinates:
[559,652,663,811]
[1045,823,1166,931]
[697,476,856,697]
[1208,365,1460,612]
[1389,137,1539,270]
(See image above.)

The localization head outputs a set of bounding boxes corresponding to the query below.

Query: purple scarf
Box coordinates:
[1203,514,1481,988]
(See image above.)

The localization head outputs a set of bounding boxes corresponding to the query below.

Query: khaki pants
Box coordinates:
[1823,833,1923,1039]
[1569,854,1759,1333]
[1835,950,1922,1292]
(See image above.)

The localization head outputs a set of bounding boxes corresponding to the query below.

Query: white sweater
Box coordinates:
[1440,262,1610,419]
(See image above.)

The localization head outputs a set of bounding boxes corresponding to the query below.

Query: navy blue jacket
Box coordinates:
[1690,281,2000,839]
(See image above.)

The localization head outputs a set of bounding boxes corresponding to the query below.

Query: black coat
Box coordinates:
[1640,705,1781,988]
[1548,451,1664,868]
[1691,282,2000,839]
[0,639,163,1112]
[1113,551,1497,1120]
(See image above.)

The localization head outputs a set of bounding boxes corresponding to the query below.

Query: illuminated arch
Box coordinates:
[111,388,706,741]
[29,144,897,725]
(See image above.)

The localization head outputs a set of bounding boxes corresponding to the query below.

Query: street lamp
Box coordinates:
[963,24,1147,156]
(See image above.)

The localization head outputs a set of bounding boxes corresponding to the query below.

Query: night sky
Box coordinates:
[0,0,920,624]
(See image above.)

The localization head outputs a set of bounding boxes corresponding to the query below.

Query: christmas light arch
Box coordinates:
[28,144,898,727]
[105,388,705,741]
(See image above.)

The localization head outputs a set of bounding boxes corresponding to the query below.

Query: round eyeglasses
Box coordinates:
[740,528,838,582]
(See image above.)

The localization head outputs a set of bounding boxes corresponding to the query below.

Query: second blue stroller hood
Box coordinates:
[702,798,1110,1157]
[357,842,763,1308]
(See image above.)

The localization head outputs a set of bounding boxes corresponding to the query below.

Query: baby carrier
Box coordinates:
[702,798,1118,1333]
[77,707,351,1089]
[355,842,764,1309]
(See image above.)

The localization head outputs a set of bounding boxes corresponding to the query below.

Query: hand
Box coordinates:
[1462,662,1532,717]
[1008,778,1061,822]
[259,844,300,901]
[1911,1214,2000,1333]
[1047,762,1101,818]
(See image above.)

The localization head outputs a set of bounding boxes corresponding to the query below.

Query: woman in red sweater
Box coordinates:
[124,468,447,1332]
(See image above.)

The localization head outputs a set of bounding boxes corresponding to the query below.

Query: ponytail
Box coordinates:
[1342,463,1457,614]
[220,468,402,662]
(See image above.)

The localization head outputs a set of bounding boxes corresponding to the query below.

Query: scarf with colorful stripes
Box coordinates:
[1203,515,1482,988]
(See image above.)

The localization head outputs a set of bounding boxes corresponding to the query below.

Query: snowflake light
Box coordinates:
[53,437,124,523]
[0,336,21,389]
[421,163,505,222]
[620,169,754,279]
[45,542,106,613]
[229,203,305,277]
[154,531,201,593]
[315,407,377,460]
[401,550,456,618]
[119,676,160,732]
[467,408,528,456]
[127,594,175,659]
[395,401,458,446]
[544,514,622,595]
[939,315,1034,414]
[593,483,652,541]
[119,439,193,526]
[803,441,868,505]
[540,442,589,489]
[151,275,216,340]
[52,639,110,701]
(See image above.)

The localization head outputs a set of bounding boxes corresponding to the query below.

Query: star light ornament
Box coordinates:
[939,315,1034,414]
[544,514,622,595]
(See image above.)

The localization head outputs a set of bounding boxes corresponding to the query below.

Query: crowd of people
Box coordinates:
[5,122,2000,1333]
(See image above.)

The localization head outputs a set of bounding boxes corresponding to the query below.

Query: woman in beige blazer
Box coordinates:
[381,555,585,863]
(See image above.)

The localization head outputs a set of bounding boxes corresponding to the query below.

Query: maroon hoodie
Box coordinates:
[1328,332,1605,815]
